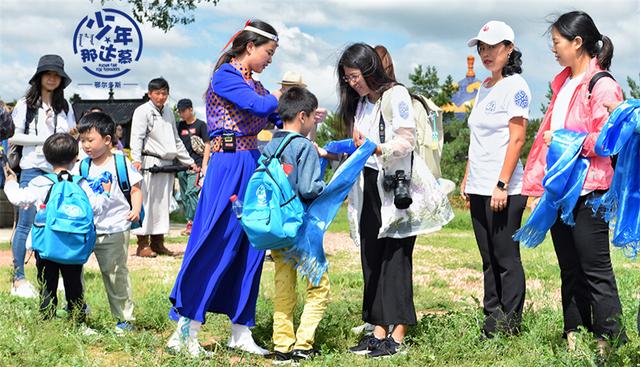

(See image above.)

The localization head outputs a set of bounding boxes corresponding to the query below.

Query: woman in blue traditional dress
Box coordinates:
[166,20,282,358]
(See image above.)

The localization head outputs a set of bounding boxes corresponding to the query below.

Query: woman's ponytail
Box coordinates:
[598,34,614,70]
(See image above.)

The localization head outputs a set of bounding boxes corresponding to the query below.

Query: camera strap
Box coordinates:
[378,112,385,144]
[377,103,414,179]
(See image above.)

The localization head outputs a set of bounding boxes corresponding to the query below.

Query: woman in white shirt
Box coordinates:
[8,54,75,298]
[461,21,530,338]
[336,43,441,358]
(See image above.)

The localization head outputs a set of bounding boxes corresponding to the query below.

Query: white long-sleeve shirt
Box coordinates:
[8,98,76,172]
[129,101,193,167]
[4,174,108,217]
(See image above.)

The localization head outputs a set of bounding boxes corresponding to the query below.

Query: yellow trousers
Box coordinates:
[271,249,330,353]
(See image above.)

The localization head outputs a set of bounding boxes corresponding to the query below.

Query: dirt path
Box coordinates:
[0,232,358,272]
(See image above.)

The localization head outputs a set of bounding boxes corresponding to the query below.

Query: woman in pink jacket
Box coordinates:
[521,11,626,352]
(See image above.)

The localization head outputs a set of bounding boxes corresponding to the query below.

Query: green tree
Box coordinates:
[99,0,220,32]
[408,65,440,99]
[540,82,553,115]
[440,117,469,184]
[627,73,640,99]
[436,74,458,108]
[408,65,457,107]
[521,118,540,161]
[315,112,347,149]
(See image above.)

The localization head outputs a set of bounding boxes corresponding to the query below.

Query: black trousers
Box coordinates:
[360,167,417,326]
[469,194,527,335]
[35,252,85,322]
[550,193,626,341]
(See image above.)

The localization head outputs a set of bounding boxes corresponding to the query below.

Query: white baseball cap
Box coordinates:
[467,21,515,47]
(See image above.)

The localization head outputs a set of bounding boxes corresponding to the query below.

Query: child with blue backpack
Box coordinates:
[74,112,143,334]
[260,87,329,364]
[2,133,110,323]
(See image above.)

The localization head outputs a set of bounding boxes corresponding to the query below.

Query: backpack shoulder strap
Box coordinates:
[42,173,59,205]
[43,173,58,183]
[381,87,394,119]
[273,133,304,160]
[588,71,615,99]
[114,154,133,208]
[70,175,84,185]
[25,106,38,135]
[411,94,432,115]
[79,157,92,178]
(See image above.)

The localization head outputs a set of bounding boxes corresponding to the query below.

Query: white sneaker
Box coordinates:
[167,328,182,353]
[166,317,213,359]
[11,281,38,299]
[227,324,269,355]
[185,337,213,358]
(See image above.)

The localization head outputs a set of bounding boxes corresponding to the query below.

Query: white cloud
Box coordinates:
[267,22,343,109]
[1,0,638,120]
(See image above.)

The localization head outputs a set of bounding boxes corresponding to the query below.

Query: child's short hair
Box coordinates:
[277,87,318,122]
[148,77,169,92]
[78,112,116,143]
[43,133,78,166]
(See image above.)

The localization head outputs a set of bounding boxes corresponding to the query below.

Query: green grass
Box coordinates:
[1,208,640,366]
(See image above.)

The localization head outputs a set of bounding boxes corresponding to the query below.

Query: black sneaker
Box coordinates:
[348,334,383,355]
[291,348,320,361]
[271,351,295,365]
[367,337,405,358]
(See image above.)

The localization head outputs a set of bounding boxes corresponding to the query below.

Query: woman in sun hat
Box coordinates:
[8,54,76,300]
[460,20,531,338]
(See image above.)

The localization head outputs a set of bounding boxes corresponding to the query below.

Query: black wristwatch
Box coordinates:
[496,180,508,191]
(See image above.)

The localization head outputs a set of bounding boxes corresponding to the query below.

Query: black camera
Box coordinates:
[0,108,14,168]
[383,170,412,209]
[0,108,14,142]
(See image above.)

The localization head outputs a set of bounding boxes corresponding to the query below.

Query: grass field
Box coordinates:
[0,208,639,366]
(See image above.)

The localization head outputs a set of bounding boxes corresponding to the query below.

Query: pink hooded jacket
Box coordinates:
[521,58,622,197]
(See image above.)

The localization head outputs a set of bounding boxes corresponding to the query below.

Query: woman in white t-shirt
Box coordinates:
[461,21,531,338]
[8,55,76,299]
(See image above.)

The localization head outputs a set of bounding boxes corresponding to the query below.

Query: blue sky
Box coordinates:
[1,0,638,119]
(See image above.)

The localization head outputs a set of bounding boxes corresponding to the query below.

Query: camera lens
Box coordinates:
[394,181,412,209]
[393,170,412,209]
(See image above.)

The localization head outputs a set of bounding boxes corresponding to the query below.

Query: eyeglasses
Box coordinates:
[342,73,362,83]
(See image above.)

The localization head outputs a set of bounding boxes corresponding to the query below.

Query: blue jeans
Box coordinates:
[12,168,45,281]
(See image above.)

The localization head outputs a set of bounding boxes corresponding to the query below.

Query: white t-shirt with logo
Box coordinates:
[354,86,415,170]
[466,74,531,196]
[72,153,143,234]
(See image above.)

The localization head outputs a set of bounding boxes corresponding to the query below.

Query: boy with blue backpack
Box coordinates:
[74,112,143,333]
[2,133,110,322]
[257,87,329,363]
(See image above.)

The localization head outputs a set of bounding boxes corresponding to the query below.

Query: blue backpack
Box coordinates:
[31,171,97,264]
[241,133,305,250]
[79,154,145,229]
